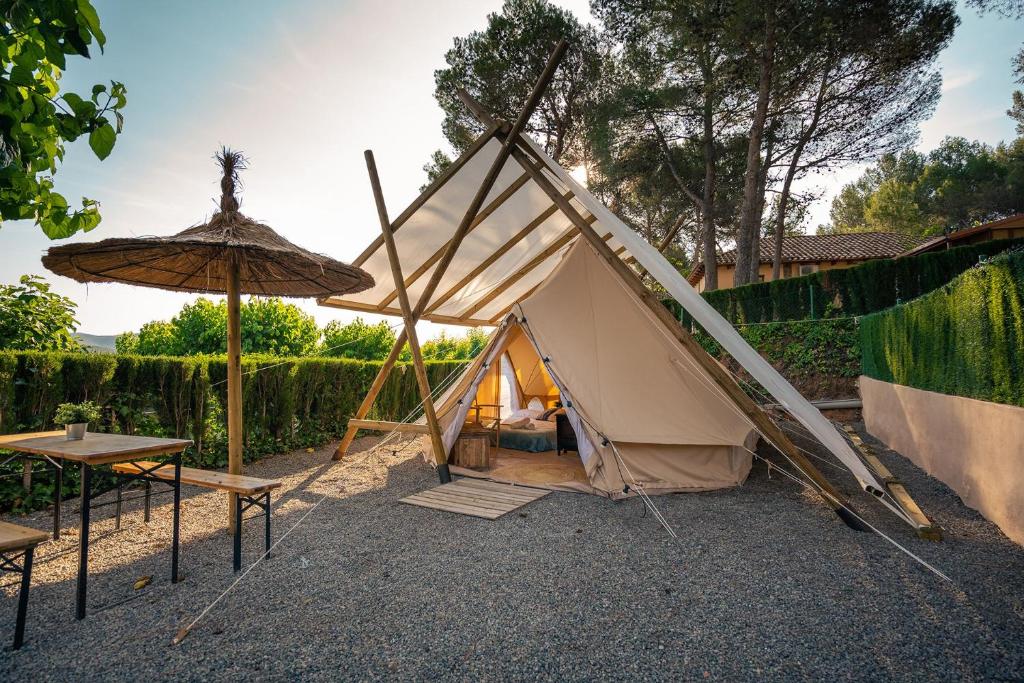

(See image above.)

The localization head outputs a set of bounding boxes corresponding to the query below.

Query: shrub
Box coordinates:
[0,351,468,512]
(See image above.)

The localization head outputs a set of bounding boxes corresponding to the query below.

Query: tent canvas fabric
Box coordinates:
[322,127,891,504]
[429,240,757,496]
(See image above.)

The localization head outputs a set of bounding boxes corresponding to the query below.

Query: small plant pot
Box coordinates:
[65,423,88,441]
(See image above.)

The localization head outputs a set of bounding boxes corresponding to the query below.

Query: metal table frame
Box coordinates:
[2,433,190,620]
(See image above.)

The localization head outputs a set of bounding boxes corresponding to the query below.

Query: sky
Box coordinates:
[1,0,1020,338]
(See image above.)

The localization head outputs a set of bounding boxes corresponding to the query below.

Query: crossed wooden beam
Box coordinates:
[332,39,876,529]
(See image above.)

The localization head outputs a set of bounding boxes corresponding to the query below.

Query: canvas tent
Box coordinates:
[323,42,935,533]
[422,241,758,496]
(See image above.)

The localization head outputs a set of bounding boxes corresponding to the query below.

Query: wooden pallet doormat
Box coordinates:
[400,478,550,519]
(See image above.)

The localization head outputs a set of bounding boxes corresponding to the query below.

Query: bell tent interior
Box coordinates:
[320,40,937,536]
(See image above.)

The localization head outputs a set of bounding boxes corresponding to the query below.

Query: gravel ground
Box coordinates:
[1,424,1022,681]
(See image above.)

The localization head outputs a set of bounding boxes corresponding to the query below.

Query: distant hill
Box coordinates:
[75,333,118,354]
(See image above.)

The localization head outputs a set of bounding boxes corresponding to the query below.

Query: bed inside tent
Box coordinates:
[445,323,592,491]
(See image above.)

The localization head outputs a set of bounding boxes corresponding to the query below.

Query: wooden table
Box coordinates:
[1,432,192,619]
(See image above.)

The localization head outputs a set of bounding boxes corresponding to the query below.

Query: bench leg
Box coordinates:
[115,482,123,530]
[13,546,34,650]
[233,493,242,573]
[143,481,151,523]
[264,493,271,559]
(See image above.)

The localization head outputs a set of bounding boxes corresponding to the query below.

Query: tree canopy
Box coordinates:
[0,0,127,238]
[0,274,80,351]
[118,297,320,357]
[823,136,1024,235]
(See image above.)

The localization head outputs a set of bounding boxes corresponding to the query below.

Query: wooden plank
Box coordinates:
[842,426,942,540]
[317,297,495,327]
[0,521,49,552]
[400,495,504,520]
[439,482,542,504]
[335,334,408,459]
[375,171,533,309]
[452,478,549,500]
[349,123,502,268]
[411,490,520,513]
[0,430,64,445]
[455,226,581,320]
[411,39,568,321]
[0,433,191,464]
[346,419,431,434]
[423,190,573,316]
[366,150,451,477]
[111,461,282,496]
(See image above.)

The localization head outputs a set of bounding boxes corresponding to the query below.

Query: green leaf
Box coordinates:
[62,92,96,119]
[76,0,106,48]
[88,123,115,160]
[10,65,36,87]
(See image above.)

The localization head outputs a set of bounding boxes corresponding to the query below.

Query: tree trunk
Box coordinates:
[773,65,830,280]
[734,4,777,287]
[700,57,719,291]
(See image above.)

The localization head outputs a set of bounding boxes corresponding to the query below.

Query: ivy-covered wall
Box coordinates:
[667,238,1024,326]
[860,250,1024,406]
[0,352,466,512]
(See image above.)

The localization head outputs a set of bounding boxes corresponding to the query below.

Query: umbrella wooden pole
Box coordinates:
[226,255,243,533]
[365,150,452,482]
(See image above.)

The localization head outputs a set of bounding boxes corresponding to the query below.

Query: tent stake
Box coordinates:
[365,150,452,483]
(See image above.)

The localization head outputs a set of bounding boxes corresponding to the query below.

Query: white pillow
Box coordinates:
[527,397,544,411]
[501,407,542,425]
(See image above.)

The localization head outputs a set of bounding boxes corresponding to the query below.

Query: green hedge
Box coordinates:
[0,352,466,511]
[860,250,1024,406]
[667,238,1024,325]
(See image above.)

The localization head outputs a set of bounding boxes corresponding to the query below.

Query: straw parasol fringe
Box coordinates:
[42,152,372,298]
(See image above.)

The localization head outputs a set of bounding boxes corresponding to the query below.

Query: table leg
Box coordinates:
[76,463,91,620]
[171,453,181,583]
[52,460,63,540]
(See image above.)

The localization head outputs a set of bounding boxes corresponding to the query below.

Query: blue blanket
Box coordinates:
[499,425,557,452]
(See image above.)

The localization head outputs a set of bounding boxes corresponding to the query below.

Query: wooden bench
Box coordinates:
[112,462,282,572]
[0,521,48,649]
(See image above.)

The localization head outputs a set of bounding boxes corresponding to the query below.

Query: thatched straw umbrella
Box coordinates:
[43,149,373,529]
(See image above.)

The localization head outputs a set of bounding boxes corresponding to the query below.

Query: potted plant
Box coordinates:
[54,401,101,441]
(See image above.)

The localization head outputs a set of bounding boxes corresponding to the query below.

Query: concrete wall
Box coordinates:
[861,375,1024,545]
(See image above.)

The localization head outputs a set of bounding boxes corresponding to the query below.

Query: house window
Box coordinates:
[783,263,792,277]
[758,274,765,282]
[799,264,819,276]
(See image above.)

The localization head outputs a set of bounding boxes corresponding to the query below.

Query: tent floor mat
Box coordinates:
[400,478,550,519]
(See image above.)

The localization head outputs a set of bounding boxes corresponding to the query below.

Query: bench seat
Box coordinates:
[111,461,280,573]
[0,521,48,649]
[111,461,281,495]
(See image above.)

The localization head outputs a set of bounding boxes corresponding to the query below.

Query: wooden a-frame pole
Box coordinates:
[333,39,569,466]
[457,90,861,523]
[365,150,452,481]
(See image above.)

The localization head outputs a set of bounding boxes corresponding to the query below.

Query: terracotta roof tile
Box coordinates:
[688,232,933,284]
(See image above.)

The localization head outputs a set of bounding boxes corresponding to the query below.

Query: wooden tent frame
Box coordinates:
[326,39,941,536]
